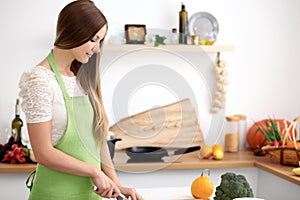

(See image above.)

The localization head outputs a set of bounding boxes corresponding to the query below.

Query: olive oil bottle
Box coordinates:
[179,2,188,44]
[11,98,23,145]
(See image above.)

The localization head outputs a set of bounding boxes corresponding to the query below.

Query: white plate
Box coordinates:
[188,12,219,41]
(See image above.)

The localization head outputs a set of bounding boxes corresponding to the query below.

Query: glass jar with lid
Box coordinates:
[233,114,247,150]
[224,115,240,152]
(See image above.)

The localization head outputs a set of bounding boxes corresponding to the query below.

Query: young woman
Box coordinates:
[19,1,142,199]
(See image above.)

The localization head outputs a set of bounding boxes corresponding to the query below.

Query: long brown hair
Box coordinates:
[54,0,108,143]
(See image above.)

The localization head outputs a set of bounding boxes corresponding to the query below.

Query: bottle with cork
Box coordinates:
[179,2,188,44]
[11,98,24,146]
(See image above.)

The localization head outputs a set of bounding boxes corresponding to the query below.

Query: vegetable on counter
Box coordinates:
[191,169,214,199]
[214,172,254,200]
[0,136,33,164]
[247,119,293,150]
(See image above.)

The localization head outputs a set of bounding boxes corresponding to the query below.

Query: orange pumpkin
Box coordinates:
[191,169,214,199]
[246,119,294,149]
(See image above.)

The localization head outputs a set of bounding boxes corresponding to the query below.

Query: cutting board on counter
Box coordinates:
[109,98,204,150]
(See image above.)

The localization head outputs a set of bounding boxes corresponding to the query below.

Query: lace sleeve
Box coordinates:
[18,67,53,123]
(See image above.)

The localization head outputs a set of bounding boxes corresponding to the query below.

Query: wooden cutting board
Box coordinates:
[109,98,204,150]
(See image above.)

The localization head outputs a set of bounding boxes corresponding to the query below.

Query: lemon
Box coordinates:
[213,149,224,160]
[292,167,300,176]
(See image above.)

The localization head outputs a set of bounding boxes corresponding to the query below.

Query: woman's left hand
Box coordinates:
[120,186,143,200]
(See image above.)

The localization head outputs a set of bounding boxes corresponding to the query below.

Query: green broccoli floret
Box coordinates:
[214,172,254,200]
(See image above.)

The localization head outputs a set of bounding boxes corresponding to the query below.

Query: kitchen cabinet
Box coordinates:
[1,150,300,200]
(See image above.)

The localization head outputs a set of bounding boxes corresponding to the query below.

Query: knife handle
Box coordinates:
[174,146,201,155]
[117,195,124,200]
[117,194,128,200]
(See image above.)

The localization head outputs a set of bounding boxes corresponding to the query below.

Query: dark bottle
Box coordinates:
[179,2,188,44]
[11,98,23,145]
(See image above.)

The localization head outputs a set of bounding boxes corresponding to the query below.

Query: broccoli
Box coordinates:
[214,172,254,200]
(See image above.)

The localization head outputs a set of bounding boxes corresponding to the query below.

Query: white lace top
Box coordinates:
[18,66,84,145]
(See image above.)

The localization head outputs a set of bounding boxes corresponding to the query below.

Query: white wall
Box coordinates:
[1,0,300,144]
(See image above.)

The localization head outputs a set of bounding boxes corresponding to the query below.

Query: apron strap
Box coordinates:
[26,170,36,191]
[47,51,71,100]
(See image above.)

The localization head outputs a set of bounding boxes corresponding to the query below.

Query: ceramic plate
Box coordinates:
[188,12,219,41]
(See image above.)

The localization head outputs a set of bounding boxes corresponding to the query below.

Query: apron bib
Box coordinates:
[27,52,102,200]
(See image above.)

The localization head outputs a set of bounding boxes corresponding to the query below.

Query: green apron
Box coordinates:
[27,52,102,200]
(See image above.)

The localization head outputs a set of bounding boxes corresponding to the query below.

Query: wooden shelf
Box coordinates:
[103,44,235,53]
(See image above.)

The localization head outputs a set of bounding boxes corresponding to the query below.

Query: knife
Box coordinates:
[116,194,128,200]
[94,187,128,200]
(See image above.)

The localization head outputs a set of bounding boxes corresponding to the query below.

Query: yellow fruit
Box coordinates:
[213,149,224,160]
[292,167,300,176]
[191,169,214,199]
[199,144,213,159]
[29,149,36,163]
[212,143,224,153]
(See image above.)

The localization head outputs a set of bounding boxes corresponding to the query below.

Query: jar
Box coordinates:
[224,115,240,152]
[191,35,200,45]
[233,114,247,150]
[171,28,178,44]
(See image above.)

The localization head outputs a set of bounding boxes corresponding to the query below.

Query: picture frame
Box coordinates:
[125,24,146,44]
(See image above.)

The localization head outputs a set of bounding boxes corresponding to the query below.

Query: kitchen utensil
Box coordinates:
[107,138,122,160]
[188,11,219,45]
[125,146,201,162]
[94,187,128,200]
[116,194,129,200]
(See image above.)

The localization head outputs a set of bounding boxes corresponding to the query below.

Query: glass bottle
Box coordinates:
[171,28,178,44]
[224,115,239,152]
[179,3,188,44]
[11,98,23,146]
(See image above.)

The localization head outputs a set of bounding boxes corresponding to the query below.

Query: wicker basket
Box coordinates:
[262,117,300,166]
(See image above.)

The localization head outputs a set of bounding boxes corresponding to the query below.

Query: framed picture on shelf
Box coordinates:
[125,24,146,44]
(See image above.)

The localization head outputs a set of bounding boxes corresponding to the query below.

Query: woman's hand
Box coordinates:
[92,170,120,198]
[120,186,143,200]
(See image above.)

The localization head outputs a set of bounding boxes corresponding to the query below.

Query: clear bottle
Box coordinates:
[224,115,239,152]
[179,3,188,44]
[11,98,23,146]
[171,28,178,44]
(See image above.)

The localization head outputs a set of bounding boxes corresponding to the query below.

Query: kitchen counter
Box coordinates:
[1,150,300,186]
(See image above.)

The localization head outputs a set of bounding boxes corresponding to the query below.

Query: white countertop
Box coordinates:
[137,187,194,200]
[103,187,194,200]
[103,187,265,200]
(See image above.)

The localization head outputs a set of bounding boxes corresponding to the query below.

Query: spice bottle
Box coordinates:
[171,28,178,44]
[224,115,240,152]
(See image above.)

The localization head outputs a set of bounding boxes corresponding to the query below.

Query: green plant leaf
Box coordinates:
[154,35,166,47]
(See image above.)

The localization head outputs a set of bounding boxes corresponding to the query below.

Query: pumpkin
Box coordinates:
[191,169,214,199]
[246,119,294,149]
